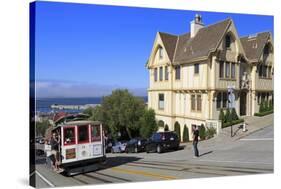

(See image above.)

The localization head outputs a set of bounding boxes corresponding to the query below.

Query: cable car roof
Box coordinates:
[53,120,102,129]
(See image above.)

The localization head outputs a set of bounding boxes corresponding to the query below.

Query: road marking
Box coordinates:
[197,159,273,165]
[35,171,55,187]
[240,138,273,141]
[110,167,177,180]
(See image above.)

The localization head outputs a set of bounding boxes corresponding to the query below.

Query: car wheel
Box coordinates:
[157,145,162,153]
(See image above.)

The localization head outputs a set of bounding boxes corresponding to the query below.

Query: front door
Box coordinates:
[240,91,247,116]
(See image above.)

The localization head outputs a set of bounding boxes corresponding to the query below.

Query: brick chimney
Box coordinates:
[190,14,204,38]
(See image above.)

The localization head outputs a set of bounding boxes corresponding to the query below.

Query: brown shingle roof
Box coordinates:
[240,32,270,62]
[157,18,232,64]
[174,19,231,64]
[158,32,178,62]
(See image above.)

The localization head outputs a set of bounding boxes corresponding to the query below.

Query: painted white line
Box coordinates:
[240,138,273,141]
[197,159,273,165]
[35,171,55,187]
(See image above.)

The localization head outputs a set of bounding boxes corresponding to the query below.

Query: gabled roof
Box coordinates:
[240,32,271,62]
[156,18,232,65]
[158,32,178,62]
[174,19,231,64]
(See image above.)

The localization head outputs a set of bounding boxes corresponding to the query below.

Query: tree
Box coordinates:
[101,89,145,140]
[174,122,181,141]
[182,125,189,142]
[139,108,158,139]
[36,120,50,137]
[83,107,94,117]
[199,124,206,140]
[164,124,169,131]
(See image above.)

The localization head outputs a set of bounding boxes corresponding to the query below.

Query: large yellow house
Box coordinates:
[146,14,273,140]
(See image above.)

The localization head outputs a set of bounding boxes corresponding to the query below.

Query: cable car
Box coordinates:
[52,119,106,175]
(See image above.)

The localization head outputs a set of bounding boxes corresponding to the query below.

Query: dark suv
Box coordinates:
[145,131,180,153]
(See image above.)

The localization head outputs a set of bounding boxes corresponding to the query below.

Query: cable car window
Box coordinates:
[63,127,76,145]
[91,125,101,142]
[78,125,89,143]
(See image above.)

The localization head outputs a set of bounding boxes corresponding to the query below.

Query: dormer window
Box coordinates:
[263,44,270,55]
[225,34,231,49]
[159,47,163,59]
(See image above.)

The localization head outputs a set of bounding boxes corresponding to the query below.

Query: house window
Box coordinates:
[159,67,163,81]
[262,65,267,78]
[154,68,158,82]
[268,66,272,78]
[225,34,231,48]
[259,65,263,77]
[175,66,181,80]
[257,93,261,104]
[219,61,224,78]
[159,47,163,59]
[194,64,199,74]
[197,95,202,111]
[231,63,235,79]
[222,92,228,108]
[165,66,169,80]
[216,92,222,109]
[191,95,196,111]
[225,62,230,78]
[158,93,164,110]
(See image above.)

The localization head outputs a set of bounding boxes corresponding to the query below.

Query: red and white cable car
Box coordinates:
[52,119,106,174]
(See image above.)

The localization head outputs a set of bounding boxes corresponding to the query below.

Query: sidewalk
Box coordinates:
[180,113,274,150]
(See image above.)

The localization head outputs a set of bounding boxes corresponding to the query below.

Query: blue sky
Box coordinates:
[34,1,273,98]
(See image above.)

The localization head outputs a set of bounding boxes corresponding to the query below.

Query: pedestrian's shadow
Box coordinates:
[199,151,213,157]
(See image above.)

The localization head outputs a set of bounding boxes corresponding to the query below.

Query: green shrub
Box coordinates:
[254,110,273,117]
[269,99,273,111]
[174,122,181,141]
[222,119,244,128]
[259,100,264,113]
[205,127,217,139]
[230,108,239,121]
[199,124,206,140]
[219,109,225,123]
[182,125,189,142]
[225,108,231,123]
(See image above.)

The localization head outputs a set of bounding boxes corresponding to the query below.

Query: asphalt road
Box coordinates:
[34,125,273,188]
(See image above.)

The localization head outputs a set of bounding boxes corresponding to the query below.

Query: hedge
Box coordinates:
[254,110,273,117]
[222,119,244,128]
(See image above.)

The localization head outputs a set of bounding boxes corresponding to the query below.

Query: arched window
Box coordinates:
[263,43,270,55]
[159,47,163,59]
[158,120,164,128]
[225,34,231,49]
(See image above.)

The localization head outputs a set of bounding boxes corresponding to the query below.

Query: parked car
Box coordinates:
[125,138,147,153]
[39,138,45,144]
[111,141,127,153]
[145,131,179,153]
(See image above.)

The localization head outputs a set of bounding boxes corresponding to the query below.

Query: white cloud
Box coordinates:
[35,80,147,98]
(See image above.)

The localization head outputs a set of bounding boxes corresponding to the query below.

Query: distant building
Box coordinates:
[146,14,273,140]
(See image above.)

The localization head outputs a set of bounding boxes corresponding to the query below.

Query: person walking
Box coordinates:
[192,125,200,158]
